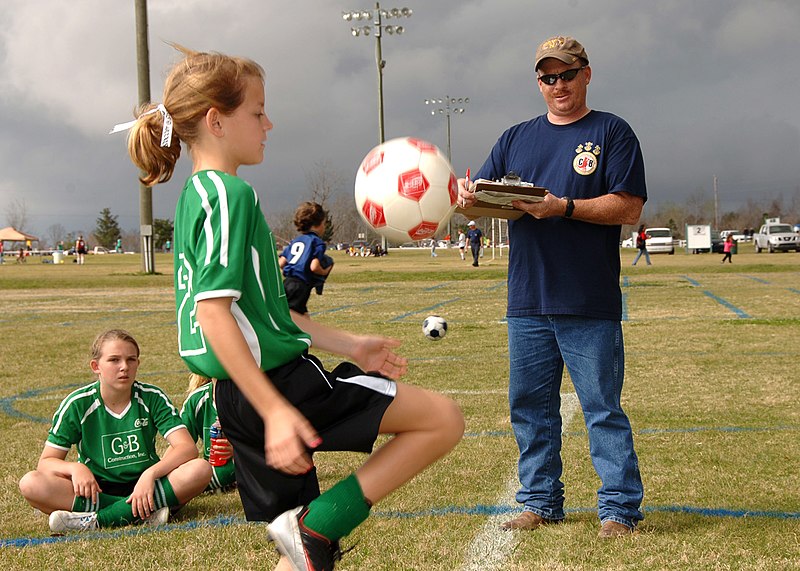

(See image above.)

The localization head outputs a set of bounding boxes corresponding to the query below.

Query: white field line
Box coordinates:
[460,392,581,571]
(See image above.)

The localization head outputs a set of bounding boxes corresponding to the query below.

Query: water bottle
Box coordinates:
[209,420,228,467]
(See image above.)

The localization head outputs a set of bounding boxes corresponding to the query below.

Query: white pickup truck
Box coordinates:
[753,223,800,253]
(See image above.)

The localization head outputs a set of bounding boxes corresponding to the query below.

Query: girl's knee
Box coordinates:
[18,470,37,498]
[435,396,465,447]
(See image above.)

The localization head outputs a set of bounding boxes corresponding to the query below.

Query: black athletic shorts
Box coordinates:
[96,478,136,498]
[283,276,313,314]
[214,352,396,522]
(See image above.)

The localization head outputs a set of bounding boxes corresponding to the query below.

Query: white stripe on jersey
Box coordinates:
[52,385,98,434]
[139,383,179,415]
[251,245,265,301]
[192,175,215,267]
[207,171,230,267]
[81,399,101,426]
[194,390,211,418]
[231,301,262,368]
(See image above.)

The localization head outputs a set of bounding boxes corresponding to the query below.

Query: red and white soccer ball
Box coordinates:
[354,137,458,244]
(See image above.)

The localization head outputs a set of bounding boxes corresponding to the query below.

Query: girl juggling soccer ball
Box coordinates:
[18,330,211,532]
[120,45,463,571]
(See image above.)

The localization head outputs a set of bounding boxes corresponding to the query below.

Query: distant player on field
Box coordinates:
[279,201,334,315]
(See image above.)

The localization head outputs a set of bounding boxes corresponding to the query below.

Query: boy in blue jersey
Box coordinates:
[458,35,645,539]
[279,201,334,314]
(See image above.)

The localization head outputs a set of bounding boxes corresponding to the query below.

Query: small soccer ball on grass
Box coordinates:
[354,137,458,244]
[422,315,447,341]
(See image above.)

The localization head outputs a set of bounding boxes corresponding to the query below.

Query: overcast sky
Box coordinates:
[2,0,799,241]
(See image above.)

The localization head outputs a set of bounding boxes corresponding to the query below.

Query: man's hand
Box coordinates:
[511,192,562,219]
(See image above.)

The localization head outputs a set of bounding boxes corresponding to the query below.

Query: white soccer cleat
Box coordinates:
[143,506,170,527]
[49,510,98,532]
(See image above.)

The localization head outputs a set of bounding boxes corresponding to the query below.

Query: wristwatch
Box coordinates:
[564,197,575,218]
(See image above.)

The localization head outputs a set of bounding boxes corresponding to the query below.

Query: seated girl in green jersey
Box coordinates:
[180,373,236,492]
[19,329,212,532]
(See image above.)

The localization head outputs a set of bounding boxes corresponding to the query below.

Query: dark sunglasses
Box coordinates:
[537,66,585,86]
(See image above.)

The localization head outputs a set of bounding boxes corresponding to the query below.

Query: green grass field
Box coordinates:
[0,244,798,570]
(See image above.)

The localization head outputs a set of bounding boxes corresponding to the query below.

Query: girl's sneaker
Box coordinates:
[49,510,98,532]
[267,506,341,571]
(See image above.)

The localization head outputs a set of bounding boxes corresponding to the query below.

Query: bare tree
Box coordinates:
[305,160,346,207]
[47,223,67,248]
[5,197,28,230]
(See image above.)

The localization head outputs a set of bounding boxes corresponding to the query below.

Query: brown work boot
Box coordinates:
[500,511,559,531]
[598,520,636,538]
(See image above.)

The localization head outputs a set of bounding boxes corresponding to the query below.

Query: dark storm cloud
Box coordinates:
[1,0,798,237]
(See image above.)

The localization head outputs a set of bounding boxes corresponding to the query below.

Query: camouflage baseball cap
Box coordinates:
[534,36,589,70]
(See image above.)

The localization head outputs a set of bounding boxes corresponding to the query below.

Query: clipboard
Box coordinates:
[455,178,549,220]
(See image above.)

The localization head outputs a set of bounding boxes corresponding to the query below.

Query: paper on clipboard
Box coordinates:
[456,178,549,220]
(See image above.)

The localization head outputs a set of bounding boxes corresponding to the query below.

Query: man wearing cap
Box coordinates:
[466,221,483,267]
[458,35,646,537]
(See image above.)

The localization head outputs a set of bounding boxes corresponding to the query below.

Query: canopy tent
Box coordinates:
[0,226,39,244]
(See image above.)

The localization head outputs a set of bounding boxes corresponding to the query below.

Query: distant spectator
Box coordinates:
[632,225,651,266]
[467,221,483,267]
[75,235,87,265]
[721,234,734,264]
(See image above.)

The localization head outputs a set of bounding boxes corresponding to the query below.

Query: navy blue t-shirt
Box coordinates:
[475,110,647,320]
[280,232,327,283]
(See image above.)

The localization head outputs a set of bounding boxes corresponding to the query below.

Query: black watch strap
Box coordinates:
[564,197,575,218]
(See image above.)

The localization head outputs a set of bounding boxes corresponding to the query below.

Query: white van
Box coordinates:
[644,227,674,255]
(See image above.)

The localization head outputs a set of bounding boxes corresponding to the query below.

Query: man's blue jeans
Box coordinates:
[507,315,644,527]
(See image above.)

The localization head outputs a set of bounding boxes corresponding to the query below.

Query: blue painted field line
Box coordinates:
[486,280,507,291]
[310,300,377,317]
[681,275,702,287]
[743,275,770,284]
[702,290,751,318]
[622,276,630,287]
[389,298,460,322]
[4,504,797,548]
[423,282,450,291]
[621,292,629,321]
[789,288,800,295]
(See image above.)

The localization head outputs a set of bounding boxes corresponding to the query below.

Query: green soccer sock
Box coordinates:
[302,474,371,541]
[96,476,180,528]
[207,462,237,492]
[72,492,127,512]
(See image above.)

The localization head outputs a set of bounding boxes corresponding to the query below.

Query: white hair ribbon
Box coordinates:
[109,103,174,147]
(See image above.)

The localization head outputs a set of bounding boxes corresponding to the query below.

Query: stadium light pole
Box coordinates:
[425,95,469,241]
[342,4,412,252]
[134,0,155,273]
[342,4,412,146]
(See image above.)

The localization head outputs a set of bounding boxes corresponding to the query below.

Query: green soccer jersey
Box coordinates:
[46,380,185,484]
[180,382,218,460]
[174,170,311,379]
[180,381,236,490]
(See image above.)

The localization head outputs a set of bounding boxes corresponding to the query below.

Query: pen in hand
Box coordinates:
[461,168,470,208]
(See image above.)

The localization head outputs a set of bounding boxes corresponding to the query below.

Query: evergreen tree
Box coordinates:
[153,218,174,249]
[93,208,121,248]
